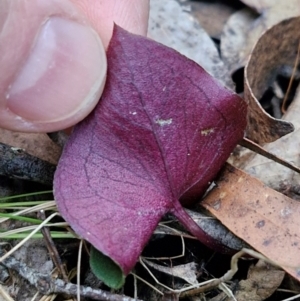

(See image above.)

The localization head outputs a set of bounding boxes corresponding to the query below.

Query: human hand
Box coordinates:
[0,0,149,132]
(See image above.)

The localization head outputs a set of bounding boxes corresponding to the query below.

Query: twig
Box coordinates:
[130,272,163,296]
[0,246,143,301]
[179,248,277,298]
[281,40,300,113]
[0,142,55,185]
[0,213,58,263]
[239,137,300,174]
[281,294,300,301]
[270,96,282,119]
[37,210,69,282]
[77,239,83,301]
[0,284,14,301]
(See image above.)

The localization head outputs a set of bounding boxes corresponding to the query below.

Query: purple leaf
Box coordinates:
[54,25,247,276]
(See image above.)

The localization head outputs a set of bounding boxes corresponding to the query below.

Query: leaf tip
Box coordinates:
[90,246,126,289]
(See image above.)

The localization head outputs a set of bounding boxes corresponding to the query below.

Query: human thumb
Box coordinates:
[0,0,106,132]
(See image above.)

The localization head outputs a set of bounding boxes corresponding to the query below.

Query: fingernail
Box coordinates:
[7,17,106,123]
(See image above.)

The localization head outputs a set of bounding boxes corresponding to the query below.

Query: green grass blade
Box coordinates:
[2,231,76,239]
[0,190,53,202]
[0,213,42,224]
[0,201,52,208]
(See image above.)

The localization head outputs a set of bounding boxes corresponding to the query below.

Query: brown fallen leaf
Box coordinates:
[0,128,61,165]
[244,17,300,143]
[211,260,284,301]
[222,9,299,143]
[202,163,300,282]
[244,85,300,194]
[239,0,274,12]
[189,1,237,40]
[148,0,232,88]
[221,8,258,76]
[242,0,300,56]
[243,18,300,191]
[142,259,199,285]
[221,0,300,75]
[241,0,300,16]
[232,260,284,301]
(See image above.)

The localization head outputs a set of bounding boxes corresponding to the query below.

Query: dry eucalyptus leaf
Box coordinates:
[143,259,199,285]
[221,8,258,76]
[0,128,61,165]
[239,0,275,12]
[244,17,300,143]
[189,1,237,40]
[223,0,300,72]
[202,163,300,282]
[220,0,300,81]
[232,260,285,301]
[241,0,300,16]
[154,224,194,239]
[214,260,284,301]
[148,0,232,88]
[244,85,300,192]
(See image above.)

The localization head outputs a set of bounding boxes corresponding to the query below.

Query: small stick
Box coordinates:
[0,284,14,301]
[239,137,300,174]
[77,239,83,301]
[0,143,55,185]
[281,293,300,301]
[37,210,69,282]
[281,41,300,113]
[0,246,142,301]
[0,213,58,263]
[180,248,276,298]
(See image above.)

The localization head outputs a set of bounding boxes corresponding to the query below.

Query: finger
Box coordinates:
[0,0,107,132]
[71,0,149,48]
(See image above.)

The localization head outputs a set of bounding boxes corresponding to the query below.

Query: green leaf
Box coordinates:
[90,246,125,289]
